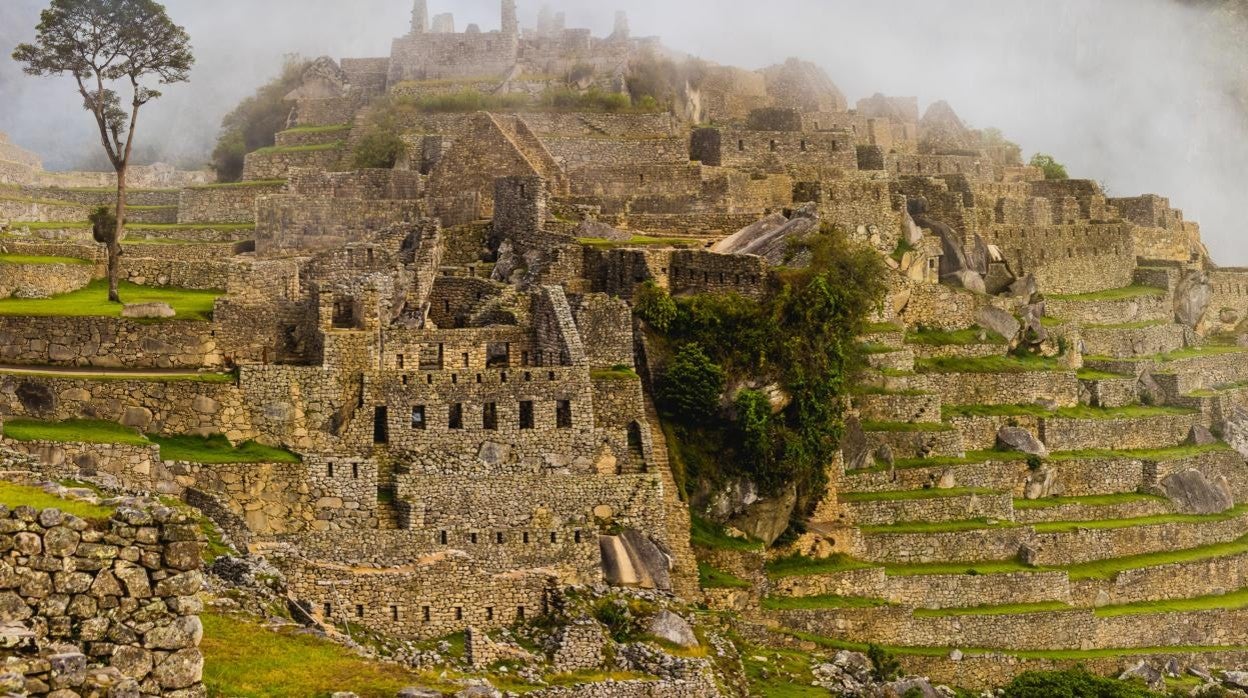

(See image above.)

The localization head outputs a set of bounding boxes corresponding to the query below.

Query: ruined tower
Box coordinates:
[501,0,519,36]
[410,0,428,34]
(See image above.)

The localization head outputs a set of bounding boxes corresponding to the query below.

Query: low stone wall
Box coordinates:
[847,492,1013,526]
[852,392,943,424]
[947,414,1043,451]
[1080,323,1185,359]
[177,182,285,224]
[1080,375,1137,408]
[841,456,1029,495]
[0,260,92,299]
[241,147,342,181]
[855,527,1028,564]
[1040,412,1201,451]
[0,317,223,369]
[1071,551,1248,607]
[1045,456,1147,496]
[1044,293,1171,325]
[0,198,88,224]
[919,371,1080,408]
[0,497,206,697]
[862,428,964,459]
[2,440,160,494]
[1030,514,1248,566]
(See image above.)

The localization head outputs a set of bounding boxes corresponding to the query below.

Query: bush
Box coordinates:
[634,281,677,332]
[659,344,725,424]
[1001,668,1164,698]
[88,206,116,245]
[352,131,405,169]
[866,644,902,682]
[1029,153,1069,180]
[734,389,774,469]
[211,56,310,182]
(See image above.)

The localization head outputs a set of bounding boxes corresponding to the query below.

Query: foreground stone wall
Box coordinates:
[177,182,286,224]
[0,317,223,369]
[0,496,205,697]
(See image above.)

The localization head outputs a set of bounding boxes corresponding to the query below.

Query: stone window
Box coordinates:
[366,248,374,264]
[452,374,459,384]
[574,530,582,543]
[373,406,389,444]
[470,532,478,544]
[390,605,399,621]
[496,532,504,543]
[831,140,838,152]
[517,606,525,620]
[548,371,556,381]
[323,602,332,617]
[501,372,508,383]
[550,532,557,543]
[769,139,777,152]
[486,342,510,368]
[523,532,530,544]
[486,607,494,621]
[524,371,532,382]
[352,463,359,479]
[639,173,646,184]
[557,400,572,428]
[737,139,744,151]
[476,373,483,384]
[422,606,430,621]
[439,530,448,545]
[483,402,498,430]
[396,354,405,369]
[327,462,334,477]
[412,405,426,430]
[449,403,464,430]
[462,352,470,368]
[355,604,364,618]
[455,607,463,621]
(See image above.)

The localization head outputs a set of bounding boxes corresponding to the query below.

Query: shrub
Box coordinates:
[352,131,405,169]
[634,281,677,332]
[88,206,117,245]
[211,56,310,182]
[866,644,902,682]
[734,388,774,470]
[1001,668,1163,697]
[659,344,724,424]
[1029,153,1069,180]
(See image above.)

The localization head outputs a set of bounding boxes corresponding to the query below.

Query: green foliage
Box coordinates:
[625,50,707,110]
[866,644,902,682]
[211,56,309,182]
[351,130,405,170]
[88,206,116,245]
[633,281,677,332]
[539,87,631,112]
[1002,668,1163,697]
[0,481,114,520]
[591,598,649,643]
[734,389,775,470]
[0,279,220,321]
[1029,153,1069,180]
[658,344,725,423]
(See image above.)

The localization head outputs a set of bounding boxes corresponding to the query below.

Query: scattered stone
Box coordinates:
[121,302,176,319]
[1161,469,1234,515]
[996,426,1048,458]
[646,610,698,648]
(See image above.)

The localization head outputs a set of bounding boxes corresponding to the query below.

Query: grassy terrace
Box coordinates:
[0,368,233,383]
[250,142,344,156]
[1,221,90,230]
[690,515,764,552]
[0,253,90,265]
[912,601,1072,618]
[941,404,1196,419]
[0,480,114,520]
[764,553,873,578]
[1049,442,1232,461]
[1030,504,1248,533]
[1076,368,1130,380]
[915,354,1061,374]
[839,487,998,503]
[761,594,892,611]
[850,450,1028,474]
[858,518,1014,535]
[0,192,79,206]
[698,562,751,589]
[1013,492,1167,510]
[186,179,286,190]
[1083,319,1168,330]
[905,326,1006,346]
[0,280,221,320]
[2,419,300,464]
[858,420,954,433]
[576,236,701,249]
[1046,285,1166,302]
[128,223,254,231]
[278,124,351,135]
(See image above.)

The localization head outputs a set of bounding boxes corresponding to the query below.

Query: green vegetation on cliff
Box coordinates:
[211,57,311,182]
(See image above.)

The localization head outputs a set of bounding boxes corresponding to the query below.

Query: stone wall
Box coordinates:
[917,371,1080,408]
[241,147,343,181]
[177,182,286,224]
[0,317,222,369]
[0,497,205,697]
[0,260,92,299]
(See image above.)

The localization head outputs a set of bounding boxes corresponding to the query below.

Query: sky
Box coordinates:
[0,0,1245,263]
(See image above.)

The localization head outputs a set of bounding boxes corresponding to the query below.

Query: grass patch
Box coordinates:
[279,124,351,135]
[1030,504,1248,534]
[698,562,751,589]
[1062,534,1248,580]
[187,179,286,190]
[577,236,700,249]
[1047,285,1166,302]
[912,601,1072,617]
[1083,320,1167,330]
[859,420,953,433]
[1,221,91,230]
[864,322,903,334]
[938,404,1194,420]
[251,142,343,156]
[905,326,1007,346]
[3,418,148,446]
[1049,442,1232,462]
[690,515,763,552]
[883,559,1035,576]
[761,594,891,610]
[840,487,998,503]
[589,366,639,380]
[1094,586,1248,617]
[201,613,424,698]
[765,553,872,578]
[0,279,220,321]
[915,354,1060,374]
[859,518,1016,535]
[0,480,114,520]
[1077,368,1130,380]
[0,254,90,265]
[1158,345,1247,362]
[149,434,301,464]
[1014,493,1167,509]
[128,223,255,231]
[853,450,1028,474]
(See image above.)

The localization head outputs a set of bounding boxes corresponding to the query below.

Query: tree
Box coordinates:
[1029,153,1069,180]
[13,0,193,302]
[658,344,725,424]
[212,56,308,182]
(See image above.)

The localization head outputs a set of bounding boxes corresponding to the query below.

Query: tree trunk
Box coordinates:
[110,166,127,303]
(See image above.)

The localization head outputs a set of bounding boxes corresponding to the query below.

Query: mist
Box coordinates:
[0,0,1244,264]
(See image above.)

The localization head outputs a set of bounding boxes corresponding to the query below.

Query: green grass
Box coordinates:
[1158,345,1247,362]
[0,193,80,206]
[864,322,903,334]
[187,179,286,190]
[912,601,1072,617]
[128,223,255,231]
[858,420,954,433]
[1049,442,1232,462]
[942,404,1052,418]
[1047,285,1166,302]
[738,639,826,698]
[859,518,1016,535]
[3,418,148,446]
[0,279,221,321]
[915,354,1060,374]
[905,326,1007,346]
[883,559,1035,576]
[577,236,700,249]
[761,594,891,610]
[1094,586,1248,617]
[1014,493,1167,509]
[0,254,91,265]
[1077,368,1130,380]
[765,553,872,578]
[698,562,751,589]
[690,515,763,552]
[1030,504,1248,534]
[840,487,998,503]
[127,205,177,211]
[279,124,351,135]
[0,480,115,520]
[1063,534,1248,580]
[1051,405,1196,419]
[589,367,639,380]
[0,221,91,230]
[853,450,1028,474]
[1083,320,1167,330]
[251,142,344,156]
[201,613,425,698]
[0,369,233,383]
[149,434,301,464]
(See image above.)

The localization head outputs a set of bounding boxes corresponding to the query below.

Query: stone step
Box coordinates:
[840,453,1029,495]
[1012,495,1174,524]
[865,347,915,373]
[1044,288,1172,326]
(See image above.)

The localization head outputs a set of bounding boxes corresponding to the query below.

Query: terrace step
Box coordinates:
[1038,410,1202,452]
[1085,347,1248,398]
[860,326,905,349]
[865,347,914,373]
[1080,322,1186,359]
[1012,494,1173,524]
[851,391,942,424]
[839,490,1013,526]
[1043,287,1171,325]
[861,424,964,460]
[841,452,1028,495]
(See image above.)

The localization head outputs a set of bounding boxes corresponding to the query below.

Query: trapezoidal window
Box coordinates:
[373,406,389,444]
[519,401,534,429]
[483,402,498,430]
[556,400,572,429]
[411,405,426,430]
[448,403,464,430]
